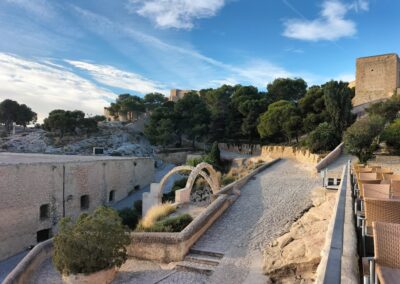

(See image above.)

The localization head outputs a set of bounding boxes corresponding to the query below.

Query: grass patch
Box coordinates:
[136,214,193,232]
[137,202,176,230]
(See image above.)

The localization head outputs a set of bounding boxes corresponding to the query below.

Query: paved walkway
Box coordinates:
[193,159,320,283]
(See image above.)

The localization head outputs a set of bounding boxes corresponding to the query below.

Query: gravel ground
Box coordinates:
[26,159,320,284]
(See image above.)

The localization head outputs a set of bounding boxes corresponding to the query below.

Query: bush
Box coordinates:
[136,203,176,231]
[221,175,236,186]
[381,118,400,152]
[306,122,341,153]
[138,214,193,232]
[186,157,204,167]
[53,207,130,275]
[344,115,385,163]
[118,208,139,230]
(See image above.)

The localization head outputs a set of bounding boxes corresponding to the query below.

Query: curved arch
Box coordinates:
[184,163,220,194]
[158,165,194,196]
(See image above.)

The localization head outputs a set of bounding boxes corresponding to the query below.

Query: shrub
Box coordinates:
[381,118,400,152]
[118,208,139,230]
[137,214,193,232]
[53,207,130,275]
[136,203,176,231]
[366,95,400,123]
[187,157,204,167]
[221,175,236,186]
[344,115,385,163]
[306,122,341,153]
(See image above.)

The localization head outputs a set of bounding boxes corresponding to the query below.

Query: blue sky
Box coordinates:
[0,0,397,121]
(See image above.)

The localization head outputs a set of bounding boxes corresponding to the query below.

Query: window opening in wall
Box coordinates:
[134,185,140,191]
[36,229,51,243]
[80,195,89,210]
[40,204,50,220]
[109,190,115,202]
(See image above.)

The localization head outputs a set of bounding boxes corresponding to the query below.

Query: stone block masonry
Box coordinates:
[354,53,400,107]
[0,153,154,261]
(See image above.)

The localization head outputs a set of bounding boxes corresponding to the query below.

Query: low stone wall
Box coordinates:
[315,143,344,172]
[3,239,53,284]
[314,161,358,283]
[128,195,232,262]
[260,146,322,167]
[218,143,262,156]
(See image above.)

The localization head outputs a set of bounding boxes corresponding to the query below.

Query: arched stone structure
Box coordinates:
[142,163,220,215]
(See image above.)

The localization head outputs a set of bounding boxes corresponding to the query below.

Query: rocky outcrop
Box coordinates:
[263,188,336,283]
[0,122,154,157]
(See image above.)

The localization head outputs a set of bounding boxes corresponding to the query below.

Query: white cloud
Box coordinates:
[350,0,369,12]
[0,53,116,122]
[128,0,226,29]
[283,0,360,41]
[65,60,168,95]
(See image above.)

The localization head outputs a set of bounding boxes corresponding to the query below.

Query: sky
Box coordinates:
[0,0,398,121]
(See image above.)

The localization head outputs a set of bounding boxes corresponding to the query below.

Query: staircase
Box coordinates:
[175,249,224,276]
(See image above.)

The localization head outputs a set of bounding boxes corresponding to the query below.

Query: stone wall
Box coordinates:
[218,143,262,156]
[2,239,53,284]
[0,155,154,261]
[354,53,400,107]
[260,146,321,168]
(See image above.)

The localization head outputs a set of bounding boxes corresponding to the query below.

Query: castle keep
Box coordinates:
[354,53,400,107]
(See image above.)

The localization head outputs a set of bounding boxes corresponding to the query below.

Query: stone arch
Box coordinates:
[158,165,194,198]
[185,163,220,194]
[143,163,220,215]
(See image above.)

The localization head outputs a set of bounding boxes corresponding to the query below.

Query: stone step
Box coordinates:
[175,261,216,276]
[184,253,221,266]
[189,248,224,259]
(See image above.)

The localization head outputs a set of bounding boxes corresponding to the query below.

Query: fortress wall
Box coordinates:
[0,157,154,261]
[354,54,400,106]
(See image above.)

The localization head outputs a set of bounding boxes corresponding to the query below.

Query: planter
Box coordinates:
[62,267,117,284]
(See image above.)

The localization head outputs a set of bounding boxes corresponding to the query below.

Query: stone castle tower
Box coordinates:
[354,53,400,107]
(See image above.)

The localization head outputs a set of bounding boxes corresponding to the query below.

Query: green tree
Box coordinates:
[307,122,341,153]
[257,100,301,143]
[107,94,145,119]
[0,99,37,132]
[204,141,221,169]
[344,115,385,163]
[174,93,210,148]
[366,95,400,123]
[53,207,130,275]
[324,80,355,134]
[267,78,307,102]
[201,85,236,142]
[143,93,168,111]
[299,85,328,132]
[43,110,97,138]
[381,118,400,153]
[144,103,177,147]
[16,104,37,128]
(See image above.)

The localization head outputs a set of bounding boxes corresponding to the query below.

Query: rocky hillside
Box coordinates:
[0,122,154,157]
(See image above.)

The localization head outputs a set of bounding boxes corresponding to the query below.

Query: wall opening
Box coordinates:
[80,195,90,210]
[134,185,140,191]
[39,204,50,220]
[109,190,115,202]
[36,229,51,243]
